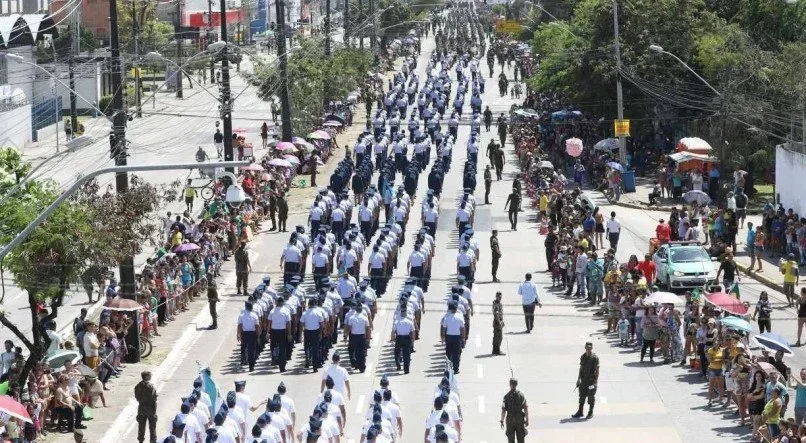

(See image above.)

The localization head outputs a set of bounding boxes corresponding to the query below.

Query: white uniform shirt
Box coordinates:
[300,308,324,330]
[238,311,259,331]
[440,312,465,336]
[518,281,540,305]
[268,306,292,329]
[322,364,350,395]
[282,245,302,263]
[347,312,370,334]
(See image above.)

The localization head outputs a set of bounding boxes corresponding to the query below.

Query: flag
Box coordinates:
[730,282,741,300]
[200,369,220,416]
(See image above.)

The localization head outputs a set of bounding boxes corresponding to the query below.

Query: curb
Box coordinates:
[735,262,787,295]
[598,191,762,214]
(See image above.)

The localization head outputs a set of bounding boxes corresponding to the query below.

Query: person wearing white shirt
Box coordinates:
[237,302,260,371]
[455,245,475,284]
[392,303,416,373]
[441,303,465,374]
[173,406,203,443]
[424,398,461,442]
[517,273,542,333]
[300,299,325,370]
[408,246,428,287]
[345,305,371,372]
[280,236,302,286]
[605,211,621,251]
[321,353,351,399]
[267,297,293,372]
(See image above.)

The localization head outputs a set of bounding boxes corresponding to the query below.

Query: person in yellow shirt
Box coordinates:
[578,235,590,251]
[170,229,183,248]
[539,192,550,223]
[782,253,799,307]
[706,340,726,406]
[183,179,198,213]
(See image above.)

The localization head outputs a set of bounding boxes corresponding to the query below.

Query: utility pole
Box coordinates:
[344,0,350,47]
[358,0,363,48]
[275,0,293,141]
[175,0,184,98]
[132,0,142,117]
[69,8,79,131]
[109,0,139,361]
[208,0,215,83]
[612,0,626,165]
[220,0,235,178]
[368,0,374,50]
[324,0,331,56]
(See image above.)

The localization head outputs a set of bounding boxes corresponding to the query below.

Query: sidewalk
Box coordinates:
[598,180,791,294]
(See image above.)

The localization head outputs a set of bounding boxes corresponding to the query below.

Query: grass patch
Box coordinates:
[748,183,774,211]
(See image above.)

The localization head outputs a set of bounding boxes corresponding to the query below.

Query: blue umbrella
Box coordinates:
[754,332,794,356]
[720,316,752,334]
[606,161,625,173]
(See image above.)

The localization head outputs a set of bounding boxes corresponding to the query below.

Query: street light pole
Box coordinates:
[275,0,293,141]
[220,0,235,178]
[324,0,332,56]
[208,0,215,83]
[612,0,627,165]
[176,0,184,98]
[133,0,143,117]
[108,0,138,309]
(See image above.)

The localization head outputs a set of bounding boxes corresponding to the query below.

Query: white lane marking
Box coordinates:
[365,363,373,377]
[102,272,238,442]
[477,363,483,379]
[478,396,486,414]
[601,396,608,404]
[475,334,481,348]
[355,395,366,414]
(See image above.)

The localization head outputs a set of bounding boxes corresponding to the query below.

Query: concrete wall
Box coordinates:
[3,45,34,102]
[0,103,33,149]
[31,61,101,112]
[775,144,806,216]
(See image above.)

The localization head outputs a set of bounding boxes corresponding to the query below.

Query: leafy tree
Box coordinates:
[249,38,373,135]
[117,0,174,54]
[0,148,178,393]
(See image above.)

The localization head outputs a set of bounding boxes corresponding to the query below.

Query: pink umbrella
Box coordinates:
[233,127,247,134]
[240,163,265,172]
[268,158,293,168]
[705,292,748,316]
[565,138,583,157]
[0,396,33,424]
[309,130,331,140]
[291,136,306,144]
[261,173,272,181]
[275,142,297,152]
[283,154,301,164]
[174,243,201,253]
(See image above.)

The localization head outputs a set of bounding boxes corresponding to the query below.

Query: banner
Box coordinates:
[614,119,630,137]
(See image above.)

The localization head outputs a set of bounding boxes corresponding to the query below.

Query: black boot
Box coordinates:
[586,404,594,419]
[571,404,584,418]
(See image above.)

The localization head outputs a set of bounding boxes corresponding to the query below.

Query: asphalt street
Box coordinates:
[31,23,806,443]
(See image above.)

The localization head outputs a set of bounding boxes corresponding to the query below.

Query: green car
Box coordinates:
[652,241,718,290]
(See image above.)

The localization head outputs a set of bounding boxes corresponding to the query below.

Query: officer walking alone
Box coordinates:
[134,371,158,443]
[490,230,501,283]
[206,273,219,330]
[504,187,521,231]
[492,292,504,355]
[572,342,599,419]
[234,241,252,296]
[500,378,528,443]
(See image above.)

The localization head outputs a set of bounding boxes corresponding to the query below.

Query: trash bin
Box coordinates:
[622,170,636,193]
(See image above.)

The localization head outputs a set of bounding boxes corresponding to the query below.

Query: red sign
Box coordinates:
[188,11,243,28]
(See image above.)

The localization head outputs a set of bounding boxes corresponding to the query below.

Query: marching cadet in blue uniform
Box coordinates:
[391,300,416,374]
[237,300,260,372]
[268,296,292,373]
[441,301,466,374]
[300,298,324,371]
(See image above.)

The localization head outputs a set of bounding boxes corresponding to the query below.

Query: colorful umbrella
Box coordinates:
[267,158,293,168]
[323,121,343,127]
[309,130,331,140]
[644,291,683,305]
[275,142,297,152]
[719,316,753,334]
[756,361,777,375]
[565,138,583,157]
[174,243,201,253]
[291,136,307,144]
[705,292,747,315]
[104,297,142,311]
[283,155,301,164]
[754,333,794,356]
[260,173,272,181]
[606,161,625,173]
[0,396,33,423]
[240,163,265,172]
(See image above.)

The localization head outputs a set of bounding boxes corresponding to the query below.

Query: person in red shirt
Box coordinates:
[656,219,672,244]
[637,253,657,283]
